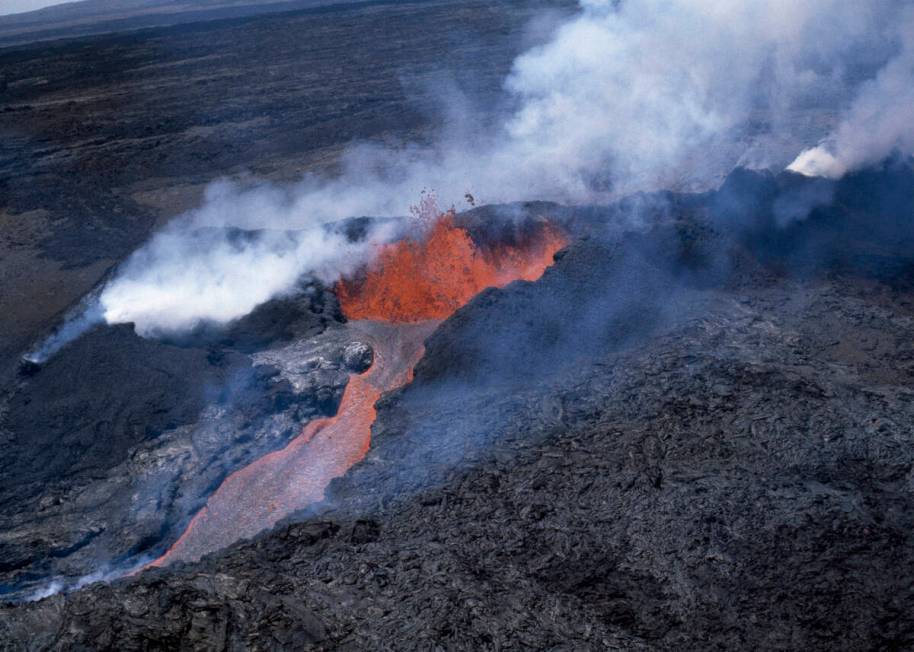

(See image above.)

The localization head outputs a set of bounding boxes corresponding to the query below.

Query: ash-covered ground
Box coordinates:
[3,164,914,649]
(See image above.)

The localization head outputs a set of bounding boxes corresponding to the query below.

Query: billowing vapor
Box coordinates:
[29,0,914,355]
[24,183,397,356]
[507,0,912,190]
[788,7,914,177]
[98,183,398,336]
[96,185,390,336]
[24,298,102,364]
[101,227,353,336]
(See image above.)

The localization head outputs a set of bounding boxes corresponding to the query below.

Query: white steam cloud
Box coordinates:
[788,6,914,178]
[97,182,396,336]
[29,0,914,357]
[23,297,103,364]
[24,183,397,361]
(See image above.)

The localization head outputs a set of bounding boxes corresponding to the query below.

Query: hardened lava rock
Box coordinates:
[4,167,914,649]
[0,283,362,602]
[343,342,374,373]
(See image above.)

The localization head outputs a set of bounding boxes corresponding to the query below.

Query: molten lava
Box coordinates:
[337,213,567,322]
[152,213,565,566]
[150,321,432,566]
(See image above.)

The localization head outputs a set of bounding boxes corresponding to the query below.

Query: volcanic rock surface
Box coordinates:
[0,282,372,599]
[3,165,914,649]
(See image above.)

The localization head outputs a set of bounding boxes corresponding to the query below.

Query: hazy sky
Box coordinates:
[0,0,81,16]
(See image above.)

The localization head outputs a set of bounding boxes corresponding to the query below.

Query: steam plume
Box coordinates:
[23,296,102,364]
[31,0,914,354]
[97,183,399,337]
[788,7,914,178]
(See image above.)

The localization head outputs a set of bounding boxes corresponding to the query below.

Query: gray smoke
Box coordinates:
[20,556,154,602]
[23,295,103,364]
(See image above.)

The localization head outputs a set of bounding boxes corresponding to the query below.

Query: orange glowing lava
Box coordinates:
[150,322,432,566]
[337,213,567,322]
[151,213,565,567]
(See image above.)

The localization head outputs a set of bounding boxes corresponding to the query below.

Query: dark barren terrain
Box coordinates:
[5,165,914,649]
[0,0,370,48]
[3,2,914,651]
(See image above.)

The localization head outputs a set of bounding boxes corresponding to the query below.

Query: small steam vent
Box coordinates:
[18,356,41,377]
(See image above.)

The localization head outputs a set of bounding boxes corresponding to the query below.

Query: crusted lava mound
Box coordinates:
[4,163,914,649]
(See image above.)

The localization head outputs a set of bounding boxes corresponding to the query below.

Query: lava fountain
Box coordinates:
[337,212,567,321]
[151,212,566,566]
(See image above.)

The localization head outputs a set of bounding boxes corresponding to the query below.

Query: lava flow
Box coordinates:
[151,213,565,566]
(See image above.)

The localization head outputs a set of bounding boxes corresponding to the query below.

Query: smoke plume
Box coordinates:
[31,0,914,355]
[788,6,914,178]
[23,295,103,364]
[96,182,398,336]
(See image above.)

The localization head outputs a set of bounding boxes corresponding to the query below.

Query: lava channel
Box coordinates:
[151,213,565,566]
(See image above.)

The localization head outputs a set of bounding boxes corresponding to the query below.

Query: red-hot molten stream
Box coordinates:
[151,214,566,566]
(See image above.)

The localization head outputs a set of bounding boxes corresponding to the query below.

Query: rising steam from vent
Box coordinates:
[97,184,399,337]
[27,0,914,359]
[24,183,398,359]
[100,227,357,336]
[788,7,914,178]
[23,298,103,364]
